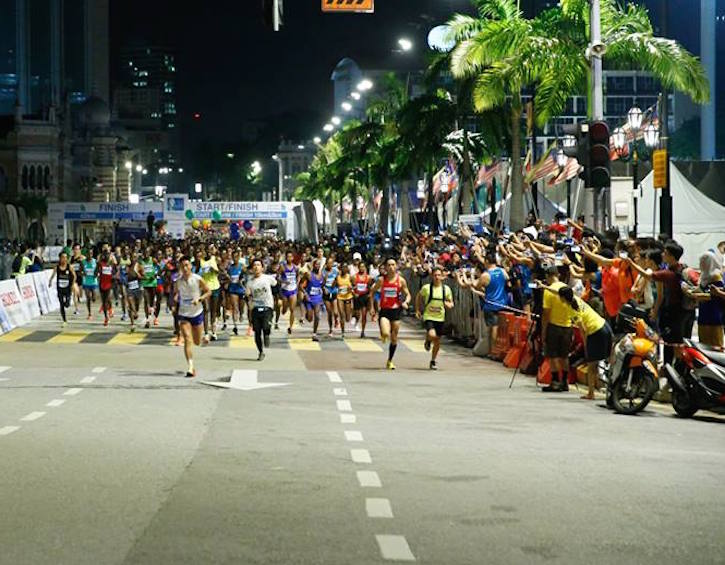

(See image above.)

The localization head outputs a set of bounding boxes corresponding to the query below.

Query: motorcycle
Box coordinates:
[603,315,660,415]
[663,340,725,418]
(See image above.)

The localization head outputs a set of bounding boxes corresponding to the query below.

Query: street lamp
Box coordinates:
[416,180,426,200]
[125,161,133,170]
[350,92,361,101]
[628,106,643,132]
[341,101,352,112]
[136,164,143,172]
[323,123,334,132]
[313,136,322,144]
[331,116,341,126]
[397,38,413,52]
[356,79,373,92]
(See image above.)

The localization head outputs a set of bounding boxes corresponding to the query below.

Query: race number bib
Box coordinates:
[309,286,321,296]
[58,279,70,289]
[231,275,240,283]
[102,266,112,275]
[356,283,368,292]
[127,280,139,291]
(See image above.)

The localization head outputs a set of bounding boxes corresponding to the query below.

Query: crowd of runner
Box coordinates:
[46,215,725,385]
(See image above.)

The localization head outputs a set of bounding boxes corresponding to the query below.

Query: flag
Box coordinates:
[547,157,580,187]
[476,161,500,188]
[524,145,559,184]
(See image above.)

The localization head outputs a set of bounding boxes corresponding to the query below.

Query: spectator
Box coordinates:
[542,265,574,393]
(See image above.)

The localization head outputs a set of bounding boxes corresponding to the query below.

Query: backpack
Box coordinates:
[426,283,449,305]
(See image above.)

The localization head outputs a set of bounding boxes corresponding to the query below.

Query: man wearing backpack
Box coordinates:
[416,266,454,370]
[11,245,33,278]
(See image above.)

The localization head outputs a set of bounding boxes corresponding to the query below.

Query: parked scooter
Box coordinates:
[603,315,660,415]
[664,339,725,418]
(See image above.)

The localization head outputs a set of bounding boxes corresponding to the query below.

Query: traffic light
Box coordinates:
[262,0,283,31]
[561,121,589,183]
[588,120,611,189]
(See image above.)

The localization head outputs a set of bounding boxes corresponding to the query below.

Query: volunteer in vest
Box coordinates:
[200,245,221,341]
[541,265,574,392]
[300,259,324,342]
[176,256,212,378]
[247,259,278,361]
[370,258,411,370]
[227,249,246,336]
[556,285,612,400]
[96,250,115,327]
[335,263,354,338]
[69,244,85,315]
[353,262,372,338]
[279,252,299,335]
[416,265,454,370]
[125,253,144,332]
[140,248,157,329]
[81,249,98,320]
[48,251,75,326]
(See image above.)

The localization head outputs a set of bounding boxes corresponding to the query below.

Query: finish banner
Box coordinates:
[190,202,288,221]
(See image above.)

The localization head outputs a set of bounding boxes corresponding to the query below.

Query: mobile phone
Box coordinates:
[619,252,628,259]
[528,282,538,289]
[571,245,581,252]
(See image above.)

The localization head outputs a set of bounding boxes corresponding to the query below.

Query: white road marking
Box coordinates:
[350,449,372,464]
[0,366,10,373]
[0,426,20,436]
[327,371,342,383]
[0,378,9,382]
[64,388,83,396]
[46,399,66,407]
[345,430,364,442]
[336,400,352,412]
[20,411,46,422]
[366,498,394,518]
[375,535,416,561]
[80,376,96,384]
[333,387,348,396]
[92,367,106,373]
[357,471,382,488]
[340,414,357,424]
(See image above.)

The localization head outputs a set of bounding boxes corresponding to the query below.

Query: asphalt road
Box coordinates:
[1,310,724,565]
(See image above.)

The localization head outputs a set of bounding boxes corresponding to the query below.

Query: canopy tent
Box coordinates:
[639,163,725,266]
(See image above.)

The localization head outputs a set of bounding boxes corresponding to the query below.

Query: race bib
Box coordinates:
[383,288,397,298]
[356,283,368,292]
[339,286,349,295]
[58,279,70,289]
[72,263,80,271]
[231,275,240,283]
[428,305,443,314]
[309,287,321,296]
[84,268,94,276]
[145,266,154,275]
[202,266,210,274]
[102,266,112,275]
[127,280,139,291]
[181,297,193,306]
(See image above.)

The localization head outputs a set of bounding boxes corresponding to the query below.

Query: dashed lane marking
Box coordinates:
[80,376,96,384]
[48,331,90,344]
[0,366,10,373]
[108,332,147,345]
[375,535,416,561]
[350,449,372,464]
[336,400,352,412]
[344,339,384,352]
[63,388,83,396]
[327,371,342,383]
[20,411,46,422]
[0,426,20,436]
[345,430,364,442]
[401,339,429,353]
[340,414,357,424]
[357,471,382,488]
[366,498,394,518]
[46,399,66,407]
[0,329,33,342]
[333,387,348,396]
[92,367,106,373]
[288,338,321,351]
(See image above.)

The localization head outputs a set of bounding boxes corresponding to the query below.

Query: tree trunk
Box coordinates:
[379,185,390,236]
[400,180,411,232]
[509,101,525,230]
[427,161,436,231]
[459,129,478,216]
[329,196,337,234]
[351,181,358,223]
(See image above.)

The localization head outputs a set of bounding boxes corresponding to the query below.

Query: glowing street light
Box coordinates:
[194,182,202,194]
[351,92,361,101]
[341,101,352,112]
[356,79,373,92]
[142,169,148,175]
[124,161,133,170]
[398,38,413,52]
[135,164,143,172]
[313,136,322,144]
[297,144,305,150]
[331,116,341,126]
[323,123,334,132]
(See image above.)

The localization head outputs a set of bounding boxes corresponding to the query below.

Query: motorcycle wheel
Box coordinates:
[671,388,698,418]
[611,369,656,415]
[605,387,614,409]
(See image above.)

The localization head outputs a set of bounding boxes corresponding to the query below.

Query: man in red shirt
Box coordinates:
[97,250,115,327]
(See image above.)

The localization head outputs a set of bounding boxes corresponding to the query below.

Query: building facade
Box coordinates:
[276,141,316,202]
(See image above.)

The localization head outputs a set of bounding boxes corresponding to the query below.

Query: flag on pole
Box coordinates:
[547,157,581,187]
[476,161,500,188]
[524,144,559,184]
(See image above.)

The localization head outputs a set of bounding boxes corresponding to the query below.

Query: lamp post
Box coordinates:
[613,107,659,237]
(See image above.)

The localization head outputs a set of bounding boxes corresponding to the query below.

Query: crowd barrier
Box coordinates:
[0,270,60,335]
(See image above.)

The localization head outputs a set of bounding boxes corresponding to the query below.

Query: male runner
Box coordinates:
[369,258,411,370]
[48,251,75,326]
[140,248,157,328]
[415,265,454,370]
[247,259,277,361]
[97,250,115,326]
[176,256,211,377]
[279,252,299,334]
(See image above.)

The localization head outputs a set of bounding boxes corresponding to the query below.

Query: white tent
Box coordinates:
[639,163,725,266]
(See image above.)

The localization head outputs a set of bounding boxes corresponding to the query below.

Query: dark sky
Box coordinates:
[109,0,719,157]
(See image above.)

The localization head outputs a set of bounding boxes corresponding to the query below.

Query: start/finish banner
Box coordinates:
[190,201,288,221]
[50,202,165,222]
[0,279,30,328]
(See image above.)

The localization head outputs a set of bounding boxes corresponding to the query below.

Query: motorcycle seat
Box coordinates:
[694,342,725,367]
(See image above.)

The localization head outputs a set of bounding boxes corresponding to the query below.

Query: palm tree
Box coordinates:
[447,0,709,229]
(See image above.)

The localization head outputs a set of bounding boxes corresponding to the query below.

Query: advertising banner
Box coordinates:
[45,269,60,312]
[16,274,41,318]
[49,202,164,222]
[33,271,54,314]
[0,279,30,328]
[190,201,288,221]
[0,300,12,334]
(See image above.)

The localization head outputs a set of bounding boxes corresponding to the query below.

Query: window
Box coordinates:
[606,75,634,93]
[606,96,632,117]
[0,166,6,193]
[637,75,660,93]
[44,166,50,191]
[29,166,36,191]
[21,166,28,190]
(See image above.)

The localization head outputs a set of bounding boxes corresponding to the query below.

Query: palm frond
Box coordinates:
[471,0,519,21]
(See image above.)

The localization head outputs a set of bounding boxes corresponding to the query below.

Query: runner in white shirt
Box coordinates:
[176,256,211,377]
[247,259,277,361]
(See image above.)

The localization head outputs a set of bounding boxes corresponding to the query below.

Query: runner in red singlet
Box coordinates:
[369,258,411,370]
[97,250,115,327]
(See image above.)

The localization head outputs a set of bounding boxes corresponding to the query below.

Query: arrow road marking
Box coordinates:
[201,370,291,391]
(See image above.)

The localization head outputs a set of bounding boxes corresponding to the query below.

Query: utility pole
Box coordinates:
[659,0,673,237]
[589,0,604,231]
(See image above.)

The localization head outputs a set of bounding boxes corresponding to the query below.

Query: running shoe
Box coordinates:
[274,323,279,330]
[287,327,292,335]
[87,315,92,321]
[311,334,319,342]
[386,360,396,370]
[153,318,159,327]
[210,332,218,341]
[145,320,150,329]
[222,323,227,331]
[103,319,108,327]
[424,339,431,352]
[233,326,238,336]
[185,369,196,378]
[130,326,136,333]
[360,332,365,339]
[174,336,183,346]
[429,360,437,371]
[257,352,265,361]
[61,321,67,328]
[121,314,126,322]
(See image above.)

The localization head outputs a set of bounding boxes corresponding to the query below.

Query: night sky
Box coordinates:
[109,0,717,161]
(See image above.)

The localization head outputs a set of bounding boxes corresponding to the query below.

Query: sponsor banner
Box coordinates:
[16,274,41,318]
[0,279,30,328]
[33,271,56,315]
[0,299,12,334]
[45,270,60,312]
[190,201,288,221]
[50,202,164,222]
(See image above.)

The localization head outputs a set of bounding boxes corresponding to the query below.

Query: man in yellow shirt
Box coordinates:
[541,265,575,392]
[416,266,454,370]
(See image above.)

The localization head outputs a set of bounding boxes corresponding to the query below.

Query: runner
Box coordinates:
[48,251,75,326]
[369,258,411,370]
[81,250,98,320]
[323,256,339,336]
[335,262,354,338]
[415,265,454,370]
[176,256,212,378]
[279,252,299,334]
[227,249,246,336]
[300,259,324,341]
[125,253,143,332]
[247,258,277,361]
[97,250,115,326]
[353,262,372,338]
[140,247,157,328]
[117,247,130,321]
[200,244,221,341]
[267,258,282,330]
[69,244,84,315]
